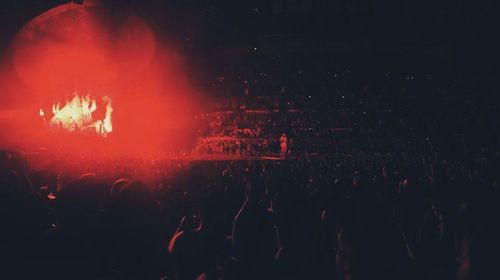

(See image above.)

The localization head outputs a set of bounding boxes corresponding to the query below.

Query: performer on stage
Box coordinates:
[279,132,288,159]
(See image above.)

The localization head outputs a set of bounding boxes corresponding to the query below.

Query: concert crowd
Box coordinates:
[2,1,499,279]
[1,121,499,280]
[2,52,500,280]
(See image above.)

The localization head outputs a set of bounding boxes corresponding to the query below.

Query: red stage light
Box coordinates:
[0,1,200,156]
[40,93,112,137]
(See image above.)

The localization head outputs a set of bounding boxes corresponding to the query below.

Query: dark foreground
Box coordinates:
[1,148,499,280]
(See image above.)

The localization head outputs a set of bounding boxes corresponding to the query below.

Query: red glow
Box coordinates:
[41,94,113,137]
[0,2,200,156]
